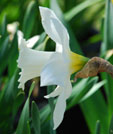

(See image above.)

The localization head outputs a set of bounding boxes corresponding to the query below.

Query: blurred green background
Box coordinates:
[0,0,113,134]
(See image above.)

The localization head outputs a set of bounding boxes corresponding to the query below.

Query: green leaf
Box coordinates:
[1,15,7,36]
[100,0,113,121]
[1,69,19,104]
[80,80,106,102]
[31,101,41,134]
[67,77,98,109]
[95,120,101,134]
[23,1,37,39]
[0,36,9,76]
[101,56,113,118]
[101,0,113,54]
[8,32,18,78]
[27,121,31,134]
[12,91,25,118]
[40,105,51,125]
[28,81,35,98]
[109,115,113,134]
[80,91,108,134]
[65,0,104,21]
[16,82,35,134]
[16,98,30,134]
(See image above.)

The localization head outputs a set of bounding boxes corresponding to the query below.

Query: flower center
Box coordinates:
[69,51,89,74]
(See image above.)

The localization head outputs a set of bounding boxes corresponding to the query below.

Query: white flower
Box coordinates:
[7,21,19,40]
[7,22,19,34]
[17,30,40,48]
[17,7,88,129]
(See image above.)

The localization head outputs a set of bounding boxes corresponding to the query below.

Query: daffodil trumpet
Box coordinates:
[17,6,113,130]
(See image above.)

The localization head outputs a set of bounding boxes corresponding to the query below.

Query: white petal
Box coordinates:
[17,30,24,48]
[65,80,72,99]
[26,35,40,48]
[17,30,40,49]
[18,44,54,89]
[45,80,72,99]
[7,22,19,34]
[53,89,66,129]
[56,43,63,52]
[39,7,70,51]
[44,86,62,98]
[41,52,70,87]
[50,81,72,129]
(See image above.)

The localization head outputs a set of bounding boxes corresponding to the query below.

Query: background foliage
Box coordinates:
[0,0,113,134]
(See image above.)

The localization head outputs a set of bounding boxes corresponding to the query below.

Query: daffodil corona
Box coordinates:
[111,0,113,4]
[18,7,88,129]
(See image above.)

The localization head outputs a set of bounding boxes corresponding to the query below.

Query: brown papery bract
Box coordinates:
[74,57,113,80]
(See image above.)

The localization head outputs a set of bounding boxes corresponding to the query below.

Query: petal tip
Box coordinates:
[44,95,49,99]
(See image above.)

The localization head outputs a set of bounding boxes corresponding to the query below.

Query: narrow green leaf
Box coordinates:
[28,81,35,98]
[67,77,98,109]
[23,1,37,39]
[101,0,113,54]
[1,15,7,36]
[101,56,113,118]
[8,32,18,78]
[80,91,108,134]
[31,101,41,134]
[0,36,10,76]
[95,120,101,134]
[80,80,106,102]
[1,69,19,104]
[100,0,113,121]
[40,105,51,125]
[65,0,104,21]
[16,99,30,134]
[27,121,31,134]
[12,91,25,118]
[109,115,113,134]
[16,82,35,134]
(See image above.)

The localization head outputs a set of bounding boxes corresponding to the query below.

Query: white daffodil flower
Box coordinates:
[7,21,19,40]
[17,30,40,48]
[7,22,19,34]
[17,7,88,129]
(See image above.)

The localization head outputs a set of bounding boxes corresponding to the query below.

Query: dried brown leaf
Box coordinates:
[74,57,113,80]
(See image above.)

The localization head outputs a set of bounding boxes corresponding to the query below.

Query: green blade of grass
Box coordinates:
[95,120,101,134]
[22,1,37,39]
[28,81,35,98]
[80,91,108,134]
[8,32,18,78]
[100,0,113,121]
[12,91,25,118]
[67,77,98,109]
[101,0,113,54]
[80,80,106,102]
[31,101,41,134]
[16,98,30,134]
[109,115,113,134]
[64,0,104,21]
[1,15,7,36]
[16,81,35,134]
